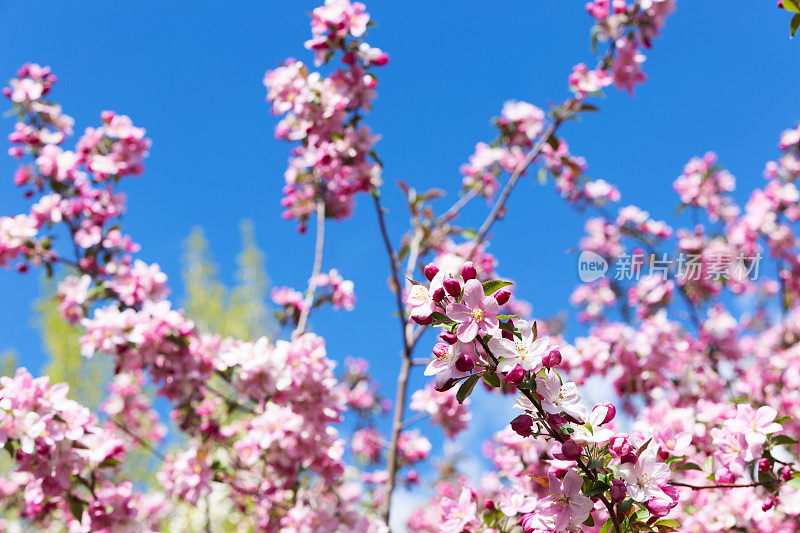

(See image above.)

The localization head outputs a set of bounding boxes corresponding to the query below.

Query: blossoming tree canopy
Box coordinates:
[1,0,799,532]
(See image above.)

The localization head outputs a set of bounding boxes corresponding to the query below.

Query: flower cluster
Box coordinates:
[264,0,387,231]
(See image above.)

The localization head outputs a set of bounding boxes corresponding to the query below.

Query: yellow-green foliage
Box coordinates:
[182,220,273,341]
[36,281,109,411]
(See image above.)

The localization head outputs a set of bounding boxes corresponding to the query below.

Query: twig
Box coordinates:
[295,201,326,337]
[372,191,416,526]
[670,480,773,490]
[110,417,166,461]
[466,120,562,261]
[400,412,429,429]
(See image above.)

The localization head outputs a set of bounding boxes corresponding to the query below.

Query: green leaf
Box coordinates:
[791,13,800,38]
[537,167,548,185]
[599,517,614,533]
[461,228,477,240]
[772,434,799,446]
[456,374,480,403]
[655,519,680,527]
[585,480,610,497]
[68,496,86,521]
[498,321,520,336]
[784,0,800,13]
[583,513,595,527]
[497,314,519,320]
[482,279,513,295]
[482,370,501,388]
[775,415,792,424]
[787,477,800,490]
[673,461,703,472]
[430,312,456,327]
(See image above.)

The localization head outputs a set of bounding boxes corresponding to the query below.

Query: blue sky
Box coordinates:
[1,1,799,511]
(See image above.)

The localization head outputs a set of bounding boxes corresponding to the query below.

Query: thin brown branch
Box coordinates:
[670,481,772,490]
[466,119,562,261]
[372,191,416,526]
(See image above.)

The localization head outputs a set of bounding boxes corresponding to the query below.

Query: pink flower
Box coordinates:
[423,341,472,388]
[489,320,550,372]
[618,449,671,502]
[499,489,536,517]
[724,404,783,448]
[406,271,444,322]
[535,372,588,422]
[445,279,500,342]
[536,469,594,531]
[439,487,478,533]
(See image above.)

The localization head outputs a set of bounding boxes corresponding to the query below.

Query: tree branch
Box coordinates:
[295,201,326,337]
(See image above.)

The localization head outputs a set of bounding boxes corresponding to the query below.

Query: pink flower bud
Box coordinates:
[542,348,562,368]
[494,290,511,305]
[455,353,474,373]
[424,263,439,281]
[781,466,792,481]
[432,287,445,302]
[592,402,616,425]
[461,261,477,281]
[433,343,450,358]
[610,479,626,503]
[501,329,514,340]
[483,498,495,511]
[609,434,636,464]
[371,52,390,66]
[443,278,461,297]
[439,331,457,344]
[759,458,771,472]
[503,364,525,385]
[511,414,534,437]
[646,496,673,517]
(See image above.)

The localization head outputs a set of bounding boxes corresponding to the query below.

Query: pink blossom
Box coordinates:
[445,278,500,342]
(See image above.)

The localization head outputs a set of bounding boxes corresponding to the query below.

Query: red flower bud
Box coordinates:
[503,364,525,385]
[411,314,432,326]
[461,261,477,281]
[759,458,771,472]
[432,287,445,302]
[483,498,495,511]
[592,402,616,425]
[781,466,792,481]
[511,414,534,437]
[553,438,582,461]
[439,331,457,344]
[542,348,562,368]
[610,479,626,503]
[455,353,474,373]
[424,263,439,281]
[443,278,461,297]
[494,289,511,305]
[762,496,775,512]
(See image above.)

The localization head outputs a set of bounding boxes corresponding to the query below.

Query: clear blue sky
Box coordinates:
[0,1,798,462]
